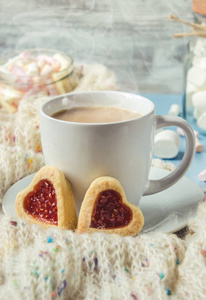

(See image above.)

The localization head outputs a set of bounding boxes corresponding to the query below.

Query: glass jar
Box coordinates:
[0,49,79,113]
[183,37,206,134]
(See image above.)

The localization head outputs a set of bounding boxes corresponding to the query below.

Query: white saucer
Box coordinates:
[140,167,204,233]
[2,167,204,234]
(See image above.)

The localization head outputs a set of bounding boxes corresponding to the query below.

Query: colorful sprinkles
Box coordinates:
[47,236,53,243]
[200,250,206,257]
[53,248,60,253]
[39,251,48,258]
[10,221,18,227]
[31,268,39,278]
[158,272,165,280]
[5,238,180,299]
[165,287,172,296]
[57,279,67,297]
[13,281,18,287]
[131,293,137,300]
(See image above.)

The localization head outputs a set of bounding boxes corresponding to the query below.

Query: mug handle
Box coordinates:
[143,115,195,196]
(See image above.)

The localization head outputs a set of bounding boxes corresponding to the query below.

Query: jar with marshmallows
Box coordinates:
[0,49,79,113]
[182,1,206,133]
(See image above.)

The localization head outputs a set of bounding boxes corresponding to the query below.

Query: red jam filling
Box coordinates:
[90,189,132,229]
[23,179,58,225]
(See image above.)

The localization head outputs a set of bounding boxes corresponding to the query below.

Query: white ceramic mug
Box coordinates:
[39,91,195,214]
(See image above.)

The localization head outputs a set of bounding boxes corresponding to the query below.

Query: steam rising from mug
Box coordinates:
[0,1,190,94]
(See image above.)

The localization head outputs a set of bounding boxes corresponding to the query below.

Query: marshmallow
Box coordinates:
[46,83,58,96]
[27,62,39,76]
[36,54,55,65]
[52,70,68,94]
[198,169,206,182]
[40,64,53,76]
[37,59,46,71]
[52,79,65,94]
[11,65,27,77]
[3,86,23,102]
[186,82,198,107]
[194,130,199,138]
[168,104,180,116]
[5,55,22,69]
[16,75,32,86]
[192,90,206,111]
[0,50,76,113]
[53,53,70,70]
[195,136,204,153]
[193,38,206,57]
[192,55,206,68]
[52,60,61,72]
[187,66,206,88]
[0,65,12,75]
[0,94,17,113]
[153,130,180,159]
[19,50,32,61]
[197,112,206,130]
[193,108,202,120]
[15,60,24,68]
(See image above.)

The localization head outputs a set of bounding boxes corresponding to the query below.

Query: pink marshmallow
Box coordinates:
[0,51,69,114]
[198,169,206,182]
[37,59,46,71]
[177,127,185,136]
[52,60,61,72]
[194,130,199,137]
[177,127,203,152]
[46,83,58,96]
[195,136,204,153]
[11,65,27,77]
[15,80,31,92]
[177,127,199,137]
[19,51,32,61]
[17,75,33,87]
[40,65,53,76]
[36,54,55,65]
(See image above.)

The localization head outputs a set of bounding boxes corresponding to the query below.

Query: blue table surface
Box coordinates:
[141,94,206,189]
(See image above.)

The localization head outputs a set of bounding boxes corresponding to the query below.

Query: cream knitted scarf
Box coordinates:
[0,63,204,300]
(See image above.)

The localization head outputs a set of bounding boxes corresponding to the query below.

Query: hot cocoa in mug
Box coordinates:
[51,106,142,123]
[40,91,195,214]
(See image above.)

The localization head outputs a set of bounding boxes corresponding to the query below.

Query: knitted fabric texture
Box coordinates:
[0,64,204,300]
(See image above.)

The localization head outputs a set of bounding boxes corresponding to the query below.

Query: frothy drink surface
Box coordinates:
[52,106,141,123]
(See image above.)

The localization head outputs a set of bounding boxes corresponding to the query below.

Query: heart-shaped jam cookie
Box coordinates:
[77,177,144,236]
[15,165,77,229]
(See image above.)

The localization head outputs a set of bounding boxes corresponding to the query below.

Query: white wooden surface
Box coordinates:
[0,0,194,93]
